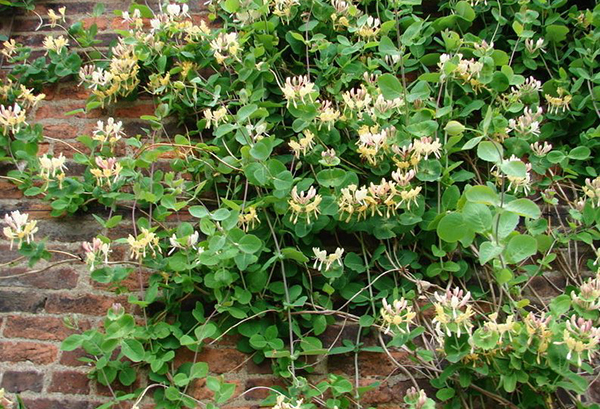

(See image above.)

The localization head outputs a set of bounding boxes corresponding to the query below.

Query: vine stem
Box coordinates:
[264,211,296,376]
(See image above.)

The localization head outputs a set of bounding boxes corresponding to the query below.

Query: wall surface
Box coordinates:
[0,2,423,408]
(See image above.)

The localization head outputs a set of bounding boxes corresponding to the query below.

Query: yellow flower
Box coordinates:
[288,185,322,224]
[2,210,38,250]
[127,228,161,260]
[43,35,69,54]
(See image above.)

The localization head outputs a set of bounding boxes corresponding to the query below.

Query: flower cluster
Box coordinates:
[82,238,111,270]
[545,88,572,114]
[39,154,68,189]
[439,53,484,92]
[380,297,416,334]
[289,130,316,159]
[93,118,125,147]
[507,107,543,138]
[210,32,241,64]
[523,312,552,363]
[288,186,322,224]
[280,75,316,108]
[91,157,123,187]
[483,313,517,345]
[432,287,475,339]
[582,177,600,207]
[43,35,69,54]
[204,106,229,129]
[571,272,600,311]
[0,103,27,134]
[168,231,201,255]
[338,178,422,222]
[530,141,552,157]
[557,316,600,366]
[238,207,260,231]
[312,247,344,272]
[127,228,161,260]
[2,211,38,250]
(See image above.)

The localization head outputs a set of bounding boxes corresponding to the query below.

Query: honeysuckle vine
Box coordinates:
[1,0,600,409]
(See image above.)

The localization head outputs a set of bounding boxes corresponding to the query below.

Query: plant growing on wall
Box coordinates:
[1,0,600,408]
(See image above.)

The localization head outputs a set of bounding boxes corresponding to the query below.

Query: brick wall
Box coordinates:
[0,2,422,408]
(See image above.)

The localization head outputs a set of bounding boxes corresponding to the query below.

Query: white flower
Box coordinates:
[3,211,38,249]
[312,247,344,271]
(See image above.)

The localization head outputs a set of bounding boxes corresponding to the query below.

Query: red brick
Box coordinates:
[244,377,286,400]
[0,289,46,313]
[43,123,79,139]
[59,348,94,367]
[36,103,102,120]
[1,370,44,393]
[328,351,410,376]
[57,84,92,100]
[0,267,78,290]
[174,347,247,374]
[21,398,98,409]
[113,103,156,118]
[48,370,91,394]
[45,293,124,316]
[52,141,91,158]
[0,341,58,364]
[4,315,89,341]
[0,180,23,199]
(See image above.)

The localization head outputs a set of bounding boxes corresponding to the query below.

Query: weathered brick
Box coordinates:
[0,180,23,198]
[4,315,89,341]
[21,398,98,409]
[35,103,102,120]
[59,348,94,367]
[48,370,91,394]
[0,371,44,393]
[0,267,78,290]
[0,341,59,364]
[0,290,46,313]
[113,103,156,118]
[243,377,285,400]
[43,123,79,139]
[174,346,247,374]
[45,293,123,316]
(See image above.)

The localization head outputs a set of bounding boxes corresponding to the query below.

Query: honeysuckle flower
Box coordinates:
[289,130,315,158]
[320,148,338,166]
[371,94,404,115]
[404,387,434,409]
[39,153,67,188]
[342,85,373,116]
[0,388,13,408]
[432,287,475,339]
[94,118,125,146]
[413,136,442,160]
[571,272,600,311]
[1,39,17,58]
[545,88,572,114]
[317,100,340,130]
[0,103,27,133]
[43,35,69,54]
[398,186,422,210]
[511,76,542,96]
[272,394,303,409]
[166,3,190,18]
[483,313,517,344]
[356,16,380,39]
[583,177,600,207]
[392,143,421,171]
[330,0,353,29]
[210,32,240,64]
[312,247,344,271]
[82,238,111,270]
[288,185,322,224]
[246,121,269,141]
[168,231,200,255]
[555,316,600,366]
[530,141,552,157]
[2,211,38,250]
[391,169,415,187]
[280,75,316,108]
[91,157,123,187]
[127,228,161,260]
[238,207,260,231]
[338,184,369,222]
[524,313,552,363]
[18,85,45,107]
[47,7,66,27]
[204,106,228,129]
[381,297,416,334]
[525,38,545,54]
[385,54,401,66]
[507,106,543,137]
[272,0,300,23]
[473,39,494,53]
[356,125,390,165]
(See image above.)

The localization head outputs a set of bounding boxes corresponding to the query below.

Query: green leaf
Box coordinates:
[500,160,526,178]
[549,294,571,316]
[436,388,456,401]
[281,247,308,263]
[189,205,209,218]
[479,241,503,265]
[121,339,145,362]
[250,138,273,161]
[568,146,590,160]
[462,203,492,233]
[465,185,499,206]
[504,199,541,219]
[505,234,537,263]
[238,235,262,254]
[477,141,503,163]
[190,362,209,379]
[377,74,403,100]
[545,25,569,43]
[437,213,466,242]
